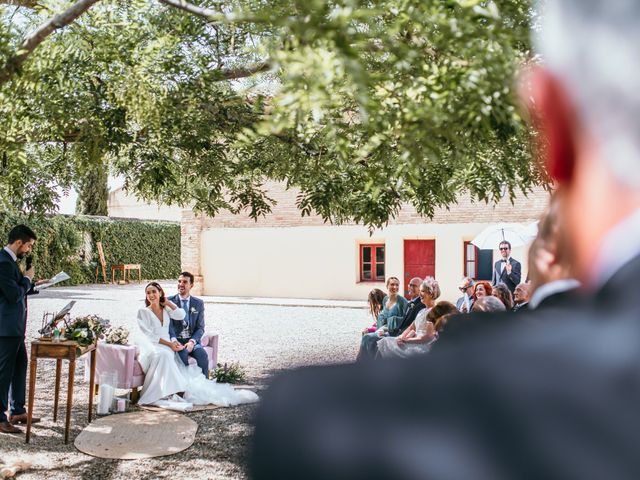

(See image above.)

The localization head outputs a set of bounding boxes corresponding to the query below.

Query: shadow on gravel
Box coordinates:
[36,291,97,300]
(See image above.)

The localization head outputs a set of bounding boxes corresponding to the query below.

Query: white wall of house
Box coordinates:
[200,223,529,303]
[108,188,182,222]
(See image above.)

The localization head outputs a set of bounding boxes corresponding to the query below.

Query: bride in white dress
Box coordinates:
[136,282,259,409]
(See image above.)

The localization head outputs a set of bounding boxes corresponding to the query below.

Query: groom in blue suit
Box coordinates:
[168,271,209,376]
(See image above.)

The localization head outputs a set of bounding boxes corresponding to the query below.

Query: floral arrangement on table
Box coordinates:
[66,315,111,348]
[212,362,247,384]
[104,326,130,345]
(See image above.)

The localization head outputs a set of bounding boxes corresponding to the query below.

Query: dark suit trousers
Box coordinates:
[0,336,27,421]
[176,340,209,377]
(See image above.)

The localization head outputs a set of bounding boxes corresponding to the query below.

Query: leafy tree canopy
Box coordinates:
[0,0,547,228]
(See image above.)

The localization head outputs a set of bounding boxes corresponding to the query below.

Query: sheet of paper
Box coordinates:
[36,271,71,290]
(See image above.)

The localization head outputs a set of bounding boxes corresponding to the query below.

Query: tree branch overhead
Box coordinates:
[0,0,102,86]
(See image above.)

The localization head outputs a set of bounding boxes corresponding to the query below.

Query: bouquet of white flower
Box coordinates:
[105,326,130,345]
[67,314,110,348]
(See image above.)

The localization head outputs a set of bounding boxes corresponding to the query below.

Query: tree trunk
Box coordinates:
[76,160,108,216]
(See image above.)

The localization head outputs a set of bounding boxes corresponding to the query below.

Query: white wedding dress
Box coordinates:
[135,306,259,410]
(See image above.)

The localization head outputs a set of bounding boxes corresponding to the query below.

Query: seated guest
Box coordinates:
[356,277,408,360]
[378,277,440,358]
[455,277,475,313]
[388,277,423,337]
[471,295,506,313]
[430,301,460,333]
[492,283,514,311]
[362,288,386,334]
[473,280,492,300]
[512,283,530,312]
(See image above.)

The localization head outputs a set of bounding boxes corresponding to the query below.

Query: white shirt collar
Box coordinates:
[3,246,17,262]
[179,295,191,304]
[529,279,581,309]
[590,207,640,289]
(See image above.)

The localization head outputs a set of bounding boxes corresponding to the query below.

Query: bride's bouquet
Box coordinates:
[105,326,130,345]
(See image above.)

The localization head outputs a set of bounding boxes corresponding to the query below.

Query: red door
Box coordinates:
[403,240,435,298]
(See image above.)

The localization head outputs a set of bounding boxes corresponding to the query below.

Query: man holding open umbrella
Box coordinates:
[491,240,521,294]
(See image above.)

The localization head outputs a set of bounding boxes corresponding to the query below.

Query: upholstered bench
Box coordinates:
[84,333,219,401]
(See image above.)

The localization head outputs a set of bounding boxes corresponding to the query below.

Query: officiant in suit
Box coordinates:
[168,271,209,376]
[491,240,521,293]
[0,225,38,434]
[251,2,640,478]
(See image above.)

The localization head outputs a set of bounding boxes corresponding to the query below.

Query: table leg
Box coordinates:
[53,359,61,422]
[111,268,115,284]
[138,268,141,283]
[26,346,37,444]
[64,360,75,444]
[88,349,96,422]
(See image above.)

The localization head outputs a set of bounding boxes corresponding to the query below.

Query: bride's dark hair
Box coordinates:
[145,281,166,307]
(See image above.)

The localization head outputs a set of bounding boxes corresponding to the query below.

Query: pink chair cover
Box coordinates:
[84,333,219,387]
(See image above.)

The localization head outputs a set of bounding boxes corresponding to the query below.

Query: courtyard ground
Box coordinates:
[0,282,368,479]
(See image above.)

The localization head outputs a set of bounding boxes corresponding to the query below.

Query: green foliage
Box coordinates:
[0,0,548,230]
[76,159,109,215]
[66,314,111,347]
[0,213,180,284]
[212,362,247,384]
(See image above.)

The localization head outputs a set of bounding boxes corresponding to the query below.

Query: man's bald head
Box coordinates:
[407,277,422,299]
[514,283,530,305]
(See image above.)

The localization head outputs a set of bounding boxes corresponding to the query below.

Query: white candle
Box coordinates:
[97,384,114,415]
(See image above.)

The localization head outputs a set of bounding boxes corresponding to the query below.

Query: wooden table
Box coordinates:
[26,340,97,444]
[111,264,141,284]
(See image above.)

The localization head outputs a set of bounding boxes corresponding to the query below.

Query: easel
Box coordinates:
[95,241,107,283]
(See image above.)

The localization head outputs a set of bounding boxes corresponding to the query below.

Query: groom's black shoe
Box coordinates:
[0,421,22,434]
[9,413,40,424]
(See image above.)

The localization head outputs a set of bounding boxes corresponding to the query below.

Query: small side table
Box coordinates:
[26,340,97,444]
[111,264,142,284]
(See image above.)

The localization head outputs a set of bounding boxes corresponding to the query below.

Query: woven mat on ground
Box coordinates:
[74,410,198,460]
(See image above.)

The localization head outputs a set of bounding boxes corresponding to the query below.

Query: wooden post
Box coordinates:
[53,359,61,422]
[96,241,107,283]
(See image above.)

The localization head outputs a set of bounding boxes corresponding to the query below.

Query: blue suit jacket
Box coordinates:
[0,248,36,337]
[167,294,205,345]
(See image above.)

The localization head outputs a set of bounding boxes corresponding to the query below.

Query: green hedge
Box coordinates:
[0,214,181,284]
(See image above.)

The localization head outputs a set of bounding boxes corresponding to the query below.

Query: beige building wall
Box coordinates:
[108,187,183,222]
[201,223,530,303]
[185,181,549,300]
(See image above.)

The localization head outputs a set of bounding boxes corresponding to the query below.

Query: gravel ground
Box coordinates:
[0,282,368,479]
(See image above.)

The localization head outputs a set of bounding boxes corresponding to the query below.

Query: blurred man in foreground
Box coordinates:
[251,2,640,478]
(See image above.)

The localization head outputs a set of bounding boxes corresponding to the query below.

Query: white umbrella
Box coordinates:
[470,223,533,249]
[524,220,539,240]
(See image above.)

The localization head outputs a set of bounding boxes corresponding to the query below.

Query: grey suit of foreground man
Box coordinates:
[250,1,640,478]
